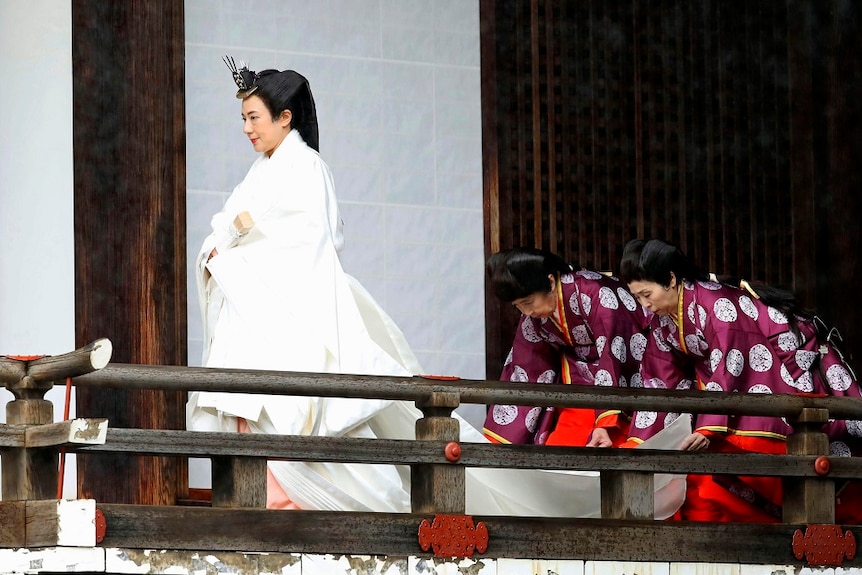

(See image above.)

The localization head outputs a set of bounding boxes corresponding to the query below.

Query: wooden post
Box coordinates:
[411,392,464,514]
[210,457,267,508]
[600,470,654,520]
[783,407,834,524]
[1,339,112,501]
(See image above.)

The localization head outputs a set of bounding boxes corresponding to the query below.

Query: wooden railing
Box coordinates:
[2,340,862,566]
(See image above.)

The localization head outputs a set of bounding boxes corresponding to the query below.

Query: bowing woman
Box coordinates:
[619,238,862,523]
[483,247,650,448]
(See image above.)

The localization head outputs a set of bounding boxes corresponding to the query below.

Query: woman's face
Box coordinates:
[628,276,679,316]
[241,95,291,156]
[511,275,557,319]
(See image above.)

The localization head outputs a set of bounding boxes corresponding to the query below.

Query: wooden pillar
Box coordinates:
[71,0,187,505]
[211,457,267,509]
[783,407,834,524]
[600,470,654,520]
[411,392,465,514]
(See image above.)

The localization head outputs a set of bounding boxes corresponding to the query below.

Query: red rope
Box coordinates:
[57,376,72,499]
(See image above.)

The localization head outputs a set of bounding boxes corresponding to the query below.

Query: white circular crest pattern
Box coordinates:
[777,331,801,352]
[629,372,643,387]
[560,273,575,284]
[521,320,542,343]
[572,325,592,345]
[630,332,647,361]
[492,405,518,426]
[504,348,513,366]
[537,370,556,383]
[830,441,852,457]
[795,350,817,371]
[685,334,704,357]
[611,336,627,362]
[726,349,745,377]
[768,307,789,324]
[595,336,607,356]
[846,420,862,438]
[664,413,680,426]
[580,293,593,315]
[748,384,772,394]
[780,364,813,392]
[749,344,773,373]
[698,280,722,290]
[618,288,637,311]
[568,292,580,315]
[826,363,853,392]
[653,330,672,352]
[619,375,627,387]
[635,411,657,429]
[577,270,603,280]
[705,382,723,391]
[648,377,668,389]
[676,379,693,390]
[510,366,529,382]
[574,345,591,360]
[524,407,542,432]
[576,362,595,382]
[709,349,723,373]
[595,370,613,386]
[599,286,619,310]
[738,295,758,320]
[714,298,738,323]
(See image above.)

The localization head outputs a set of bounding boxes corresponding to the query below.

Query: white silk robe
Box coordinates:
[187,129,687,516]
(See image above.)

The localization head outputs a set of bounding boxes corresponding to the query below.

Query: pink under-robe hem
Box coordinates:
[237,418,301,510]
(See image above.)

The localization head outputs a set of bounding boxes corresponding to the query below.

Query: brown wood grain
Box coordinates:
[71,0,187,505]
[95,503,862,563]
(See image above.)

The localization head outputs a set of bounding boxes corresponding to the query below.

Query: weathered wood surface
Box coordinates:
[68,427,862,478]
[24,418,108,448]
[0,338,112,387]
[600,471,654,519]
[783,408,834,524]
[74,363,862,419]
[0,500,95,548]
[412,392,464,513]
[95,503,862,564]
[211,456,267,509]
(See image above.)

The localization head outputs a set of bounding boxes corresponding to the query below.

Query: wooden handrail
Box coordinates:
[73,363,862,419]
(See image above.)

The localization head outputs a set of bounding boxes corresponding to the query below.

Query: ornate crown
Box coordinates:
[223,55,259,98]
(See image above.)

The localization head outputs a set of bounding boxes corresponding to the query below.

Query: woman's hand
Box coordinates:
[681,431,710,451]
[586,427,613,448]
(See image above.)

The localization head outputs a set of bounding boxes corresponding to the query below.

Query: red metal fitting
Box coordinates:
[418,514,488,558]
[444,441,461,462]
[95,509,107,543]
[792,524,856,566]
[814,456,830,475]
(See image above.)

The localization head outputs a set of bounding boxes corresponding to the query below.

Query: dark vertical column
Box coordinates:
[72,0,187,504]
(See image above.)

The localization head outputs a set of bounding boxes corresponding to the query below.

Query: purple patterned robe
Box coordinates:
[628,279,862,454]
[483,270,649,444]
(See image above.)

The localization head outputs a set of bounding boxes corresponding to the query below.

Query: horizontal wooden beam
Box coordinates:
[69,428,862,478]
[73,363,862,419]
[0,500,96,548]
[25,418,108,448]
[95,503,862,565]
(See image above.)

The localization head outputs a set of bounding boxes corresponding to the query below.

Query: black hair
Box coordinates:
[249,69,319,151]
[487,247,574,302]
[621,238,811,333]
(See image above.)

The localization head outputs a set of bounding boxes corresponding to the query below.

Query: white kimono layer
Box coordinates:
[187,129,687,517]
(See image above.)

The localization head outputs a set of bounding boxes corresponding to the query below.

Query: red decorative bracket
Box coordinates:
[95,509,107,543]
[792,524,856,566]
[418,514,488,558]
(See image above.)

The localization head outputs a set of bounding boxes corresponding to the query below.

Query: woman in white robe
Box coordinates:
[187,58,687,517]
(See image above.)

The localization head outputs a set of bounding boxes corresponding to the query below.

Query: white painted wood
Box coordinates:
[671,563,739,575]
[497,558,585,575]
[0,547,104,574]
[56,499,96,547]
[586,561,670,575]
[302,554,408,575]
[408,556,496,575]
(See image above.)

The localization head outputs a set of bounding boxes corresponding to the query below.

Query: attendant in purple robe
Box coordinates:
[483,248,649,448]
[619,238,862,522]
